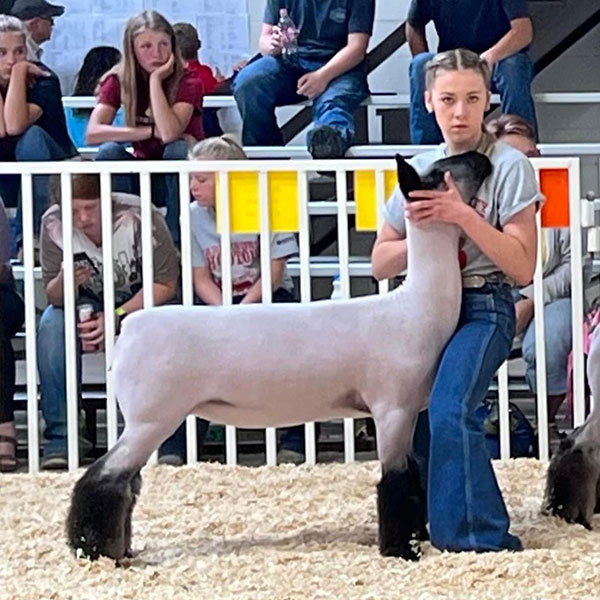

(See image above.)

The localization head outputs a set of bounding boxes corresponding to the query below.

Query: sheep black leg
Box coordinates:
[544,436,600,531]
[377,456,427,560]
[66,449,141,561]
[124,471,142,558]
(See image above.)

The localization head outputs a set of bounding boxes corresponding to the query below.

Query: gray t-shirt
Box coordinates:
[383,138,543,278]
[190,203,298,296]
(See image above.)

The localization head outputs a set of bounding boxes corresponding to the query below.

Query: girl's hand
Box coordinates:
[13,61,50,78]
[151,54,175,81]
[405,171,473,228]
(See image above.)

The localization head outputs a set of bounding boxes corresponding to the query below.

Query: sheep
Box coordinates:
[543,328,600,529]
[66,151,492,563]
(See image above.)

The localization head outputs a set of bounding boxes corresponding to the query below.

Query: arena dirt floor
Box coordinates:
[1,458,599,600]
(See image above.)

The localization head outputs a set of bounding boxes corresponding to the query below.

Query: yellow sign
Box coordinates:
[216,171,299,233]
[269,171,299,232]
[354,170,396,231]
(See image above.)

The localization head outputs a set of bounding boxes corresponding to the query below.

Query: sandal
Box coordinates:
[0,434,18,473]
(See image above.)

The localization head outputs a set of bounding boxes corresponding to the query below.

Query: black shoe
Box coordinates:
[309,125,347,159]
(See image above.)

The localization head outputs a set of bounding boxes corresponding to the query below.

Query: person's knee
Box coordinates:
[162,140,189,160]
[96,142,128,161]
[232,60,276,103]
[15,125,54,159]
[38,305,65,348]
[495,53,533,88]
[544,327,572,373]
[409,52,434,79]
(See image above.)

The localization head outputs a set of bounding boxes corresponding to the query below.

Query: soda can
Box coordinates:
[77,303,94,322]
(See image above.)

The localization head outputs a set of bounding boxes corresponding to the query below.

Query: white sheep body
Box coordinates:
[110,221,461,466]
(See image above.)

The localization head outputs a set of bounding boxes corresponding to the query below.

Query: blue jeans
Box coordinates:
[421,284,522,552]
[0,125,73,250]
[232,54,368,150]
[95,140,189,244]
[522,297,572,395]
[37,302,97,456]
[409,51,538,144]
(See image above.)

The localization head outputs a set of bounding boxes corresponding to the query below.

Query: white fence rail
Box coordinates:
[8,156,596,473]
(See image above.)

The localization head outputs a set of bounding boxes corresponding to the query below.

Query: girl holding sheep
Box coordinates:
[371,48,542,553]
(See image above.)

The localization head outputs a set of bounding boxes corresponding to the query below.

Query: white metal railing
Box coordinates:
[61,91,600,111]
[9,156,594,472]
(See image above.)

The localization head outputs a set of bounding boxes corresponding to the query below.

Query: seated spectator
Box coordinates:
[66,45,122,148]
[232,0,374,159]
[86,10,204,244]
[160,135,303,466]
[173,22,221,95]
[0,196,24,472]
[488,114,571,445]
[10,0,63,62]
[37,173,179,469]
[407,0,537,144]
[173,21,224,138]
[0,15,77,253]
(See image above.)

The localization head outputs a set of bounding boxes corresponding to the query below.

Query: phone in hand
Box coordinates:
[73,252,99,274]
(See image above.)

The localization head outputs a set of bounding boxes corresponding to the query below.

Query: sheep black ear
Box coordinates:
[395,154,423,200]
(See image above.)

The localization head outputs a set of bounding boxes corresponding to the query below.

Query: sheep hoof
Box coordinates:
[66,458,140,561]
[544,433,600,530]
[377,458,427,560]
[380,540,421,561]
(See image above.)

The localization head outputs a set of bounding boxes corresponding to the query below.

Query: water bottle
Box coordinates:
[278,8,298,59]
[330,273,344,300]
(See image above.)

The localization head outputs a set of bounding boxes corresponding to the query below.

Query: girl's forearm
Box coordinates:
[371,240,408,281]
[85,124,151,145]
[149,78,184,143]
[4,69,30,135]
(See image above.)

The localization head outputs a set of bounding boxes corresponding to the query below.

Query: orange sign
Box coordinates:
[540,168,569,228]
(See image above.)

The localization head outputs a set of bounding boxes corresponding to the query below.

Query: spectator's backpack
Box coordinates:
[476,398,536,459]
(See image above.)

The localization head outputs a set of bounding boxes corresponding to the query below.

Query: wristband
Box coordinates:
[115,306,127,319]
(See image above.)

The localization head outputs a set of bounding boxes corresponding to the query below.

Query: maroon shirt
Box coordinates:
[97,69,205,159]
[186,60,220,95]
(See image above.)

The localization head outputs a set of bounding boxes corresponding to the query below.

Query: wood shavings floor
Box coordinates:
[1,459,599,600]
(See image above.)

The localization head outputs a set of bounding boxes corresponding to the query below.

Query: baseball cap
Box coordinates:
[11,0,65,21]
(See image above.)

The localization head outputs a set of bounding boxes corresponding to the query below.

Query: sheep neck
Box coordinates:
[402,220,462,301]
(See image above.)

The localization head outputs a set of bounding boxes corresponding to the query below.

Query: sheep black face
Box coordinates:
[396,151,492,202]
[543,429,600,530]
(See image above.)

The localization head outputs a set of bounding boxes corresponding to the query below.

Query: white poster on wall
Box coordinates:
[42,0,251,93]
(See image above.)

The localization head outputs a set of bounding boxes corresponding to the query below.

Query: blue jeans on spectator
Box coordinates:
[409,51,537,144]
[232,54,368,151]
[37,301,99,457]
[160,287,306,461]
[95,140,189,244]
[414,284,522,552]
[0,125,73,251]
[522,297,572,395]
